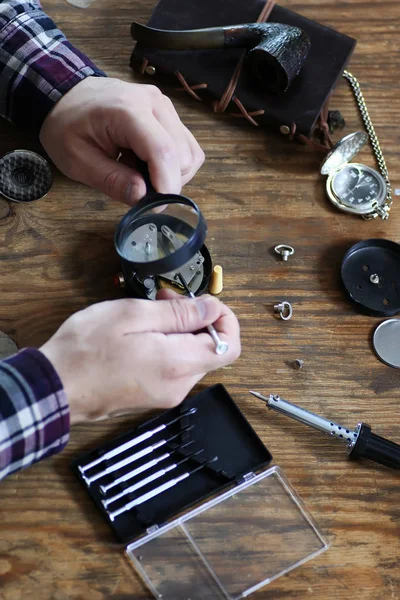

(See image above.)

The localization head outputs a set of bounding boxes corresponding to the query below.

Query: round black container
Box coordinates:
[341,239,400,316]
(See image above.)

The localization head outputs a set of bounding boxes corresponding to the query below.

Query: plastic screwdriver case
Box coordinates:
[74,384,329,599]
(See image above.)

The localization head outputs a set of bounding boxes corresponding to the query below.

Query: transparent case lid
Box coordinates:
[126,466,329,599]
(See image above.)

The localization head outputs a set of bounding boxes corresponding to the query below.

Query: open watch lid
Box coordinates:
[320,131,368,175]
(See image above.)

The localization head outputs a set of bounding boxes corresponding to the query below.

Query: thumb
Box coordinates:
[81,148,147,206]
[121,295,223,334]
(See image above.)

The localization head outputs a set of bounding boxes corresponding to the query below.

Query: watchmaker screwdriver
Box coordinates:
[99,440,195,495]
[177,273,228,355]
[250,391,400,470]
[79,407,197,474]
[83,427,193,486]
[109,456,218,521]
[102,449,205,508]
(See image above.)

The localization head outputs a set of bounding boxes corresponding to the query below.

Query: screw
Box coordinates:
[143,278,155,291]
[293,359,304,370]
[370,274,380,284]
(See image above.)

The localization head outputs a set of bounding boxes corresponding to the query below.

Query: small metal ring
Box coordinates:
[274,244,295,261]
[274,301,293,321]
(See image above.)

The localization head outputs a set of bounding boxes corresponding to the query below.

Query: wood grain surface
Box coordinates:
[1,0,399,598]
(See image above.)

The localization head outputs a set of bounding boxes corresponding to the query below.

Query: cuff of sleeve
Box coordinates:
[0,7,107,131]
[0,348,70,477]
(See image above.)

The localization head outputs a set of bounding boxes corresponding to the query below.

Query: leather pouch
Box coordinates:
[130,0,356,147]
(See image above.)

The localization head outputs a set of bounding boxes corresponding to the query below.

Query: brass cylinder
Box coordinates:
[209,265,224,295]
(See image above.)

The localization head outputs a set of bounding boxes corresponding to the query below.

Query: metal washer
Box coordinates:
[373,319,400,368]
[0,149,52,202]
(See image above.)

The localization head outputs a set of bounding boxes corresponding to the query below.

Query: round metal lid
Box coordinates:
[341,239,400,316]
[0,149,52,202]
[320,131,368,175]
[373,319,400,368]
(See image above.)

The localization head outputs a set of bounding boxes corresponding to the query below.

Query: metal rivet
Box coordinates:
[280,125,290,135]
[145,66,156,76]
[293,359,304,370]
[370,274,380,284]
[143,278,155,291]
[274,301,293,321]
[113,273,125,289]
[274,244,295,262]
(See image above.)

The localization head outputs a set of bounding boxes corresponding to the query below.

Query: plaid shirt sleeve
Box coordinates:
[0,348,70,480]
[0,0,106,132]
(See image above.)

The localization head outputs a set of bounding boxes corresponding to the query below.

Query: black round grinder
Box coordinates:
[341,239,400,316]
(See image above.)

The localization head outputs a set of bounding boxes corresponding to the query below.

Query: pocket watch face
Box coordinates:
[327,163,386,215]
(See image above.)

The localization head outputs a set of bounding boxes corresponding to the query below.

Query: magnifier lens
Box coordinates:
[120,201,200,264]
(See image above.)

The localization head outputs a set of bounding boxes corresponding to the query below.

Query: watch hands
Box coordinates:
[347,167,363,193]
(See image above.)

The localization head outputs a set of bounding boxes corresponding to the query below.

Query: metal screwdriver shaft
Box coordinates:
[102,450,204,508]
[79,407,197,474]
[83,427,193,486]
[177,273,228,355]
[250,391,400,470]
[109,456,218,521]
[99,441,195,495]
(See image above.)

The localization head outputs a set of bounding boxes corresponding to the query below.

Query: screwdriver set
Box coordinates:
[73,385,328,599]
[74,384,273,542]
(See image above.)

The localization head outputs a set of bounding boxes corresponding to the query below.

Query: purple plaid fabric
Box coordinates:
[0,0,106,131]
[0,348,69,479]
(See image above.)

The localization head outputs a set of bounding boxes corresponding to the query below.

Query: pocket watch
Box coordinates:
[320,70,392,221]
[320,131,388,218]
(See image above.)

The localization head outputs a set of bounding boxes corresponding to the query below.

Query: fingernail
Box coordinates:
[124,183,133,205]
[195,296,215,320]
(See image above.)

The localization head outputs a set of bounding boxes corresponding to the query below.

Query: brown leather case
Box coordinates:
[130,0,356,140]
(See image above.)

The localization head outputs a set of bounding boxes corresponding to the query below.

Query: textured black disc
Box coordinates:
[341,239,400,316]
[0,150,52,202]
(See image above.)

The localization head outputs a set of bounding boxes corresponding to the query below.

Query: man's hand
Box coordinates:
[39,294,240,424]
[39,77,205,205]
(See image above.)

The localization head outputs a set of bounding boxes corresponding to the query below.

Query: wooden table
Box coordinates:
[1,0,399,598]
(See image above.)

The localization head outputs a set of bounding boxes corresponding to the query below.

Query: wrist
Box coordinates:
[39,342,85,426]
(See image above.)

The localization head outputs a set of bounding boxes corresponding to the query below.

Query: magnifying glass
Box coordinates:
[114,160,227,354]
[115,169,206,277]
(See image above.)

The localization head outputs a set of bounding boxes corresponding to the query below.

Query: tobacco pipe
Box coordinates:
[131,22,311,92]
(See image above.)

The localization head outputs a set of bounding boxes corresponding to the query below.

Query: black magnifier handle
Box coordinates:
[118,152,158,199]
[135,157,158,198]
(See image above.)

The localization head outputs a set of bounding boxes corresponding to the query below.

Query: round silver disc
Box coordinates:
[373,319,400,368]
[0,332,18,359]
[320,131,368,175]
